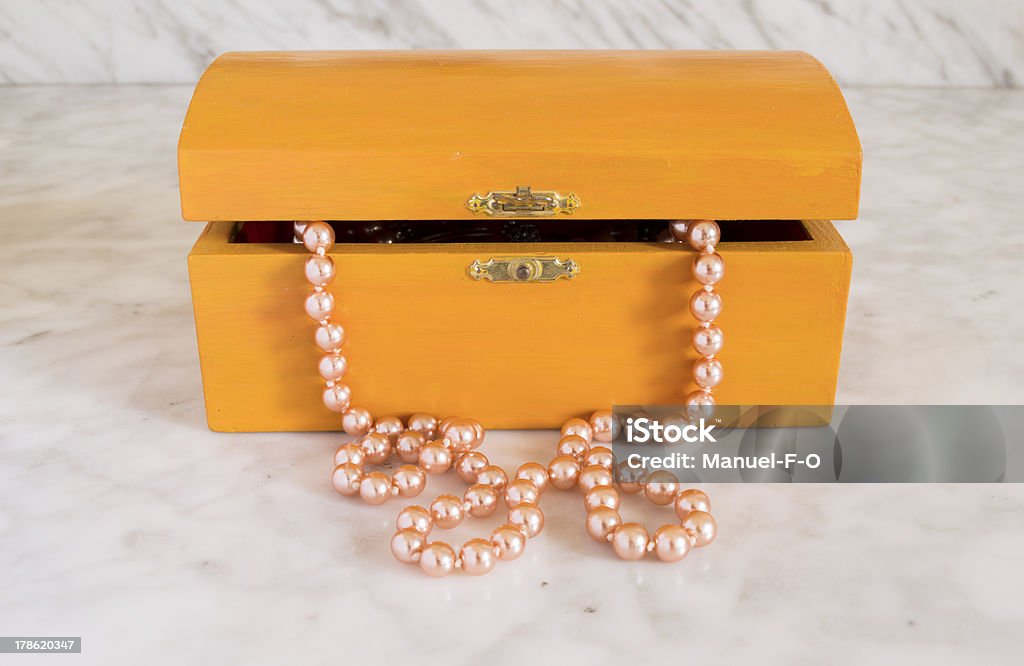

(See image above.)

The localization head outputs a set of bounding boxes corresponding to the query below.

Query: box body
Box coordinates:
[188,220,851,431]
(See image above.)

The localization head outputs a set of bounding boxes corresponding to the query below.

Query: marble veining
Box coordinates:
[0,0,1022,87]
[1,85,1024,663]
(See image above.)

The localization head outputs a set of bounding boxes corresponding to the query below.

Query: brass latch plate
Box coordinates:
[467,186,580,217]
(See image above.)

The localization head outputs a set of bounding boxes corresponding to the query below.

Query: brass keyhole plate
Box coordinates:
[468,257,579,283]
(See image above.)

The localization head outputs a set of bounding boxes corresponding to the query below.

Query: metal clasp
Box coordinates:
[467,186,580,217]
[468,257,579,283]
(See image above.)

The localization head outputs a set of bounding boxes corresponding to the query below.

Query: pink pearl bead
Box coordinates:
[333,442,364,467]
[392,465,427,498]
[692,251,725,286]
[683,510,718,547]
[561,417,594,444]
[464,484,499,518]
[611,523,650,560]
[418,441,453,474]
[693,357,724,390]
[437,416,455,435]
[689,289,722,322]
[547,455,581,490]
[406,413,440,440]
[396,505,432,535]
[330,463,362,496]
[293,221,307,241]
[470,419,485,444]
[557,434,589,461]
[322,384,351,412]
[455,451,490,483]
[373,416,404,443]
[430,494,466,529]
[584,485,620,512]
[653,524,692,562]
[674,489,712,520]
[644,470,679,506]
[341,407,373,437]
[588,409,617,443]
[686,220,720,252]
[358,471,392,505]
[669,220,691,241]
[476,465,508,491]
[615,461,645,494]
[318,353,348,382]
[394,431,425,464]
[684,390,716,422]
[359,432,392,465]
[515,462,549,494]
[577,464,614,493]
[693,324,725,356]
[304,254,336,286]
[491,524,526,561]
[442,418,485,452]
[508,503,544,538]
[419,541,456,577]
[504,478,540,509]
[339,407,372,438]
[315,322,346,352]
[304,290,335,321]
[585,506,623,542]
[584,446,615,471]
[460,538,497,575]
[391,528,426,564]
[302,221,335,254]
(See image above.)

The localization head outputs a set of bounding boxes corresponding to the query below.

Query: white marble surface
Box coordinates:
[1,84,1024,664]
[1,0,1022,87]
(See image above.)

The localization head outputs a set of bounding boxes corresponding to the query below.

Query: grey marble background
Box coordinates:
[0,0,1022,86]
[3,2,1024,664]
[1,80,1024,666]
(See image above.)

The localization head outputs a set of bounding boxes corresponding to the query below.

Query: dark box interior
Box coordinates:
[232,220,813,244]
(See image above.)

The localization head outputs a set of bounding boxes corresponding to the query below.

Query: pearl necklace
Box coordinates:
[302,219,722,575]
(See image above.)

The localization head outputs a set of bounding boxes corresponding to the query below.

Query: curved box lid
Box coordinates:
[178,50,861,222]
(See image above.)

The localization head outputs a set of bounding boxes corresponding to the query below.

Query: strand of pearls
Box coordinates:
[387,410,617,576]
[669,220,725,416]
[331,435,427,504]
[330,416,487,504]
[391,459,546,577]
[304,220,494,505]
[299,221,355,416]
[548,415,719,561]
[583,477,717,561]
[300,219,721,573]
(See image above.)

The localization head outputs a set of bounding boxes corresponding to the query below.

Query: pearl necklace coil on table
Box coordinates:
[301,219,723,575]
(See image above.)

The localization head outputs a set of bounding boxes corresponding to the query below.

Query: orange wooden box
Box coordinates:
[179,51,861,432]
